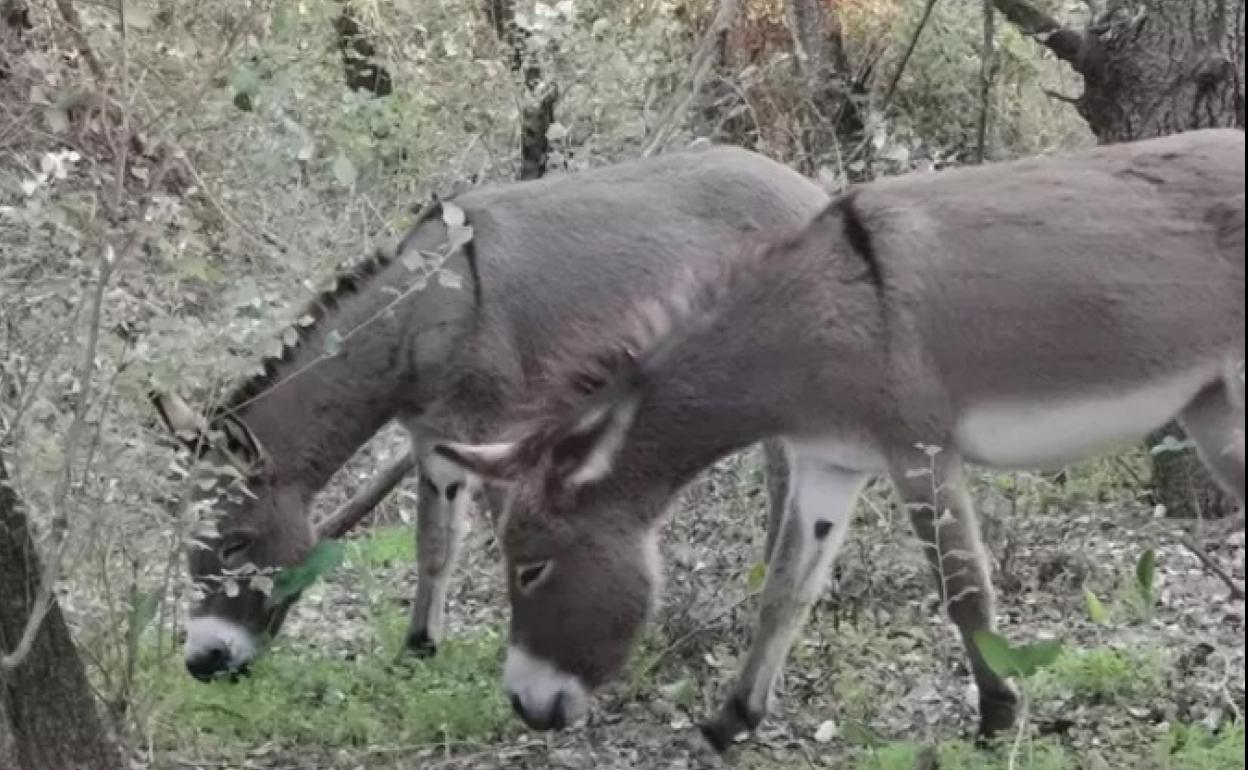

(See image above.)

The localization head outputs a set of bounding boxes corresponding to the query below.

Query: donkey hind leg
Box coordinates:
[403,450,471,658]
[889,449,1018,740]
[701,453,869,752]
[1178,375,1246,507]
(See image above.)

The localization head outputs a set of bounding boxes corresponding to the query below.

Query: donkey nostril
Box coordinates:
[186,645,230,682]
[550,690,568,730]
[510,693,524,718]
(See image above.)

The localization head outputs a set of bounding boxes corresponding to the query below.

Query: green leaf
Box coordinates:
[331,154,358,188]
[974,630,1022,679]
[745,561,767,593]
[1136,548,1157,605]
[323,329,344,357]
[973,631,1062,680]
[266,541,345,609]
[1084,587,1109,625]
[125,590,161,660]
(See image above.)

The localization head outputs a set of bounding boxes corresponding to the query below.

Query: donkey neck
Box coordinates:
[231,250,477,496]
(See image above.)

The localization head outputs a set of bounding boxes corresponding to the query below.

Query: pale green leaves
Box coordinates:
[442,202,474,253]
[332,155,358,188]
[1084,587,1110,625]
[973,630,1062,680]
[323,329,344,357]
[265,541,346,610]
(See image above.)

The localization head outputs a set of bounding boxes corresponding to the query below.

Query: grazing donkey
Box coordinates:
[434,129,1246,745]
[152,147,829,681]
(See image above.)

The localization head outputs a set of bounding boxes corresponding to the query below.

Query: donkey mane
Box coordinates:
[505,203,849,453]
[217,203,446,417]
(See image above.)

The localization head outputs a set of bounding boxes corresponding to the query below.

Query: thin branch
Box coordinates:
[880,0,941,114]
[52,0,105,82]
[1181,535,1245,601]
[316,451,417,539]
[640,0,741,158]
[976,0,997,164]
[991,0,1086,68]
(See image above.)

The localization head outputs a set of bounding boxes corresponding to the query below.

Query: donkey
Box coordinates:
[434,129,1246,746]
[152,146,830,681]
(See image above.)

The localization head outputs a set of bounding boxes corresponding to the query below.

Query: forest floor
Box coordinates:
[130,443,1246,770]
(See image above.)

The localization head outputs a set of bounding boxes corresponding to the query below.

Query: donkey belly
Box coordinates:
[953,367,1219,471]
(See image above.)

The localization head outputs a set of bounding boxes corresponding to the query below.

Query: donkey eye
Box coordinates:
[445,481,462,502]
[219,536,251,565]
[514,561,552,592]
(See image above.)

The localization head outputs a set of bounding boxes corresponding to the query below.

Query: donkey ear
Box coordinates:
[433,441,523,483]
[151,392,208,445]
[548,393,640,490]
[217,414,267,475]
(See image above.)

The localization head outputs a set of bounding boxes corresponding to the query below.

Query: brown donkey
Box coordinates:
[435,129,1246,746]
[152,147,829,681]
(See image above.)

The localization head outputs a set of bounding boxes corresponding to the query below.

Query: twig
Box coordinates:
[880,0,941,114]
[316,451,418,538]
[640,0,741,157]
[1180,535,1245,600]
[52,0,105,82]
[976,0,997,164]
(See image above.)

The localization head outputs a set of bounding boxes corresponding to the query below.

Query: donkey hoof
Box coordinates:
[403,630,438,659]
[698,696,761,754]
[976,690,1021,742]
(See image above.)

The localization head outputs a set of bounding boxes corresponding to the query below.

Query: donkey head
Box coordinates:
[435,375,664,731]
[153,394,315,681]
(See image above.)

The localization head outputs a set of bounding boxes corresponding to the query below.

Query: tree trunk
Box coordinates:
[483,0,558,180]
[334,0,393,97]
[785,0,859,172]
[997,0,1245,518]
[0,455,125,770]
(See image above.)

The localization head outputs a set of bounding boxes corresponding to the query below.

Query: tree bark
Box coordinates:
[785,0,858,171]
[483,0,558,180]
[997,0,1245,519]
[0,454,125,770]
[335,0,393,97]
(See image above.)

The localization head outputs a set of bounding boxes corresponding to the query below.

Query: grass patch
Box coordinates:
[1032,646,1167,705]
[1159,724,1245,770]
[344,525,414,569]
[139,526,508,751]
[852,739,1073,770]
[142,623,509,749]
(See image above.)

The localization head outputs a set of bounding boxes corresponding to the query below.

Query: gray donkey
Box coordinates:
[434,129,1246,746]
[152,146,829,681]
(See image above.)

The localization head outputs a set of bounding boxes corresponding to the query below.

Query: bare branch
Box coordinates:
[976,0,997,164]
[52,0,104,81]
[1181,535,1245,601]
[641,0,741,158]
[880,0,940,114]
[316,451,418,539]
[992,0,1086,67]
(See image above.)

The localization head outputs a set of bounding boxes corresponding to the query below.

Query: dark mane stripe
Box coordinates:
[218,201,445,417]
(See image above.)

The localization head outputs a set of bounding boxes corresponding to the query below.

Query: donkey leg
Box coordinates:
[701,452,868,752]
[404,452,471,658]
[761,439,791,564]
[889,449,1017,739]
[1178,376,1246,506]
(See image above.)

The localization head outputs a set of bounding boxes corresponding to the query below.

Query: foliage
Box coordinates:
[1031,646,1168,704]
[138,621,509,749]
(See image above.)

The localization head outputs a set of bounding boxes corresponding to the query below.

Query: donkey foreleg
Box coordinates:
[404,449,472,658]
[889,448,1017,739]
[701,453,868,752]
